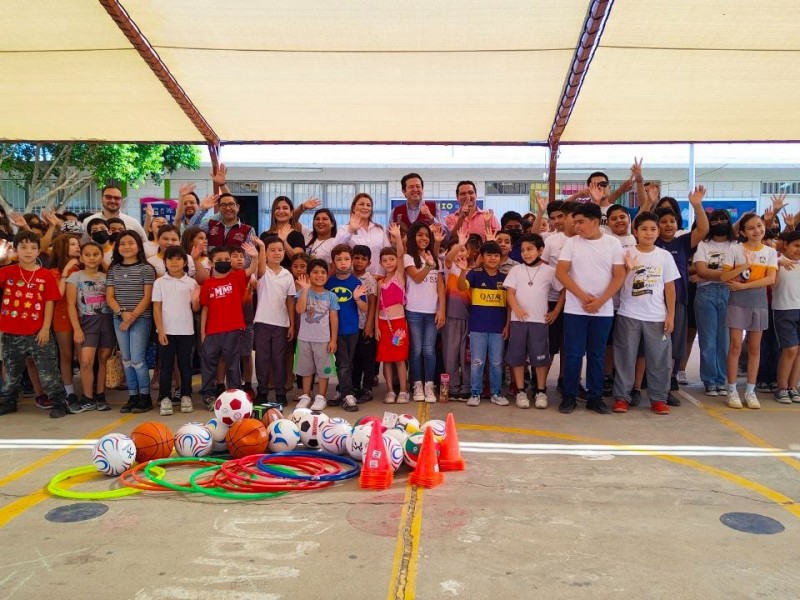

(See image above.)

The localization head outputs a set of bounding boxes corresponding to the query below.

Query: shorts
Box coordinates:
[240,323,254,356]
[52,301,73,333]
[773,309,800,348]
[547,301,563,355]
[726,304,769,332]
[506,322,550,367]
[376,317,410,363]
[81,313,116,349]
[294,339,336,378]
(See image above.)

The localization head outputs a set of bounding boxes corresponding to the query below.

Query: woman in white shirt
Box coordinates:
[334,193,389,274]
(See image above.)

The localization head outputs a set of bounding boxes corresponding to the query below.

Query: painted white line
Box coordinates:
[459,441,800,458]
[461,447,800,457]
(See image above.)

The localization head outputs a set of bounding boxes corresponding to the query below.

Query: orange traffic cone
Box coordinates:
[409,426,444,488]
[438,413,465,472]
[359,421,393,490]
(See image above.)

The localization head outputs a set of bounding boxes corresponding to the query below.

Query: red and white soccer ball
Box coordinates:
[214,389,253,426]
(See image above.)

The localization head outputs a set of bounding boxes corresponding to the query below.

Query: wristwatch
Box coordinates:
[114,308,127,317]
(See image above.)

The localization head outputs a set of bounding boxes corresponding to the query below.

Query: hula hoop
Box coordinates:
[119,462,178,492]
[219,455,332,491]
[143,457,226,492]
[48,465,164,500]
[257,451,360,482]
[188,465,288,500]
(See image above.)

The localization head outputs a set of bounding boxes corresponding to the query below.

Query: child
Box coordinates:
[295,259,339,410]
[0,231,76,417]
[230,246,256,395]
[442,231,473,400]
[152,246,200,416]
[404,222,446,403]
[376,246,410,403]
[611,212,680,415]
[66,242,115,412]
[287,253,311,393]
[49,234,82,407]
[773,230,800,403]
[87,219,115,269]
[147,224,197,278]
[253,235,296,405]
[199,244,259,409]
[494,230,520,275]
[106,231,156,414]
[504,233,563,409]
[351,244,377,403]
[458,241,509,407]
[326,244,368,412]
[721,213,778,409]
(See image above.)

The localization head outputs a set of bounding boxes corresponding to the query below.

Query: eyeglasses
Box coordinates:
[218,202,237,208]
[103,194,123,200]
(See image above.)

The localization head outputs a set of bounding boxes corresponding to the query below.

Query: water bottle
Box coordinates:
[439,373,450,403]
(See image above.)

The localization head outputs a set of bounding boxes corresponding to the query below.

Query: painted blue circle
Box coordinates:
[45,502,109,523]
[719,512,784,535]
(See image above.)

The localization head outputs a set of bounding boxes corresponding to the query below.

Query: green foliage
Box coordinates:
[68,143,201,187]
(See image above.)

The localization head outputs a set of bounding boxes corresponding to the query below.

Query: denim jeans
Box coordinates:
[406,311,437,383]
[562,313,613,401]
[694,284,729,387]
[113,316,152,394]
[469,331,504,396]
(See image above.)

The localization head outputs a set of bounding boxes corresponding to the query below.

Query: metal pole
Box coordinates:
[688,143,696,226]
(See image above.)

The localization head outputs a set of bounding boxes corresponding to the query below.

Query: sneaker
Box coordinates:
[666,393,681,407]
[66,395,85,414]
[342,395,358,413]
[457,391,471,401]
[586,399,611,414]
[203,395,216,411]
[717,386,728,397]
[466,395,481,407]
[704,384,719,397]
[296,394,312,409]
[676,371,689,385]
[384,391,397,404]
[312,395,329,411]
[397,392,410,404]
[726,390,743,409]
[131,394,154,414]
[490,394,509,406]
[66,393,83,410]
[48,403,65,418]
[120,395,138,413]
[629,389,642,407]
[515,391,530,409]
[602,376,613,397]
[559,395,577,414]
[651,401,670,415]
[35,394,53,410]
[331,391,343,406]
[180,396,194,413]
[613,399,628,413]
[94,393,110,411]
[770,382,779,393]
[160,397,173,416]
[534,392,548,409]
[670,376,679,391]
[743,391,761,409]
[358,389,374,404]
[789,388,800,403]
[755,382,772,394]
[424,382,437,403]
[412,381,425,402]
[275,394,287,408]
[80,395,97,411]
[0,402,18,416]
[254,392,270,405]
[774,389,791,404]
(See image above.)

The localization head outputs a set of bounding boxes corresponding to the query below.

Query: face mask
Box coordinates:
[214,261,232,274]
[91,231,109,244]
[710,223,729,237]
[109,232,120,243]
[524,257,542,267]
[508,229,523,242]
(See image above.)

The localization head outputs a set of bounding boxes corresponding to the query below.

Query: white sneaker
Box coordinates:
[534,392,549,409]
[297,394,312,409]
[397,392,410,404]
[743,391,761,409]
[384,391,397,404]
[466,395,481,407]
[490,394,509,406]
[424,381,437,403]
[515,391,530,409]
[412,381,424,402]
[159,397,173,416]
[311,395,327,411]
[180,396,193,413]
[726,390,743,409]
[676,370,689,385]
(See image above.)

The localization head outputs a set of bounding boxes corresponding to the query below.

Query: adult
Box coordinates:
[390,173,444,229]
[335,193,389,275]
[304,208,338,263]
[565,172,633,228]
[174,166,231,232]
[188,192,259,259]
[84,186,146,240]
[445,181,499,239]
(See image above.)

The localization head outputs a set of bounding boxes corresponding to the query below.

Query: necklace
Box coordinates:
[20,264,38,287]
[525,263,540,287]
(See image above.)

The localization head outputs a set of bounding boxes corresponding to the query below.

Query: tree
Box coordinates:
[0,143,201,214]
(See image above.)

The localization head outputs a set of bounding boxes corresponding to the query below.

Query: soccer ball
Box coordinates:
[421,419,446,439]
[383,426,408,448]
[347,424,373,461]
[267,419,300,453]
[289,408,312,426]
[91,433,136,476]
[319,421,351,455]
[214,389,253,426]
[403,430,441,469]
[174,423,213,457]
[206,417,229,443]
[383,433,404,472]
[297,412,330,449]
[327,416,351,428]
[397,413,420,431]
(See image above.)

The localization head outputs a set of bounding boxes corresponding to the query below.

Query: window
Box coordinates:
[762,181,800,195]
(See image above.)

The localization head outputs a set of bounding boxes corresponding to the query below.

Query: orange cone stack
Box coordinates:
[409,426,444,488]
[359,421,393,490]
[438,413,465,471]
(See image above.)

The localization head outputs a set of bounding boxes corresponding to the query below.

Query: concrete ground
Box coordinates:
[1,350,799,600]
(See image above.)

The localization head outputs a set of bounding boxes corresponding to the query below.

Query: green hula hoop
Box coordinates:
[188,465,287,500]
[143,457,227,493]
[48,464,165,500]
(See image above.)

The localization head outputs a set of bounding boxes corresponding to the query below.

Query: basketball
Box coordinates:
[214,389,253,426]
[174,422,213,457]
[129,422,174,462]
[260,407,283,427]
[91,433,137,476]
[267,419,300,452]
[226,419,268,459]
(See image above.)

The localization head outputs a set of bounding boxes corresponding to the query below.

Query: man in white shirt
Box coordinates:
[84,186,146,240]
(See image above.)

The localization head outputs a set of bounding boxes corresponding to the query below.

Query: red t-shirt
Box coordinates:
[0,265,61,335]
[200,269,247,335]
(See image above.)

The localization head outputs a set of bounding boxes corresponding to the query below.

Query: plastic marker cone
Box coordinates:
[360,421,393,490]
[438,413,465,471]
[409,426,444,488]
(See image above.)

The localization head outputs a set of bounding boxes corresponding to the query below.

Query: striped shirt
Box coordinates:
[106,261,156,318]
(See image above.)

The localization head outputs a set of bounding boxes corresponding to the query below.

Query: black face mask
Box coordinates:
[709,223,730,237]
[91,231,109,244]
[214,261,232,274]
[524,257,542,267]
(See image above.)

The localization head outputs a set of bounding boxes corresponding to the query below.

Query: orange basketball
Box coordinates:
[261,408,283,427]
[226,419,268,459]
[130,422,174,462]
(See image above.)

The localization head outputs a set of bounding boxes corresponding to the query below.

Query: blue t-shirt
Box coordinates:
[325,274,365,336]
[465,269,507,333]
[655,233,693,305]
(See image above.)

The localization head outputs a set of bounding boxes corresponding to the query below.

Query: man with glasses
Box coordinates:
[188,191,259,261]
[565,172,633,229]
[84,186,146,239]
[445,181,499,239]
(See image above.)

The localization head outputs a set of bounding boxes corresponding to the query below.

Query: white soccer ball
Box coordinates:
[213,389,253,427]
[174,423,213,457]
[319,421,351,455]
[383,433,404,472]
[421,419,446,439]
[267,419,300,453]
[383,426,408,448]
[397,413,420,431]
[297,412,330,449]
[206,417,229,443]
[91,433,137,476]
[347,424,373,461]
[289,408,312,426]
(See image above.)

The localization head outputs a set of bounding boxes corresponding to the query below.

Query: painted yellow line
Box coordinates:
[405,487,424,598]
[0,472,100,528]
[0,415,135,488]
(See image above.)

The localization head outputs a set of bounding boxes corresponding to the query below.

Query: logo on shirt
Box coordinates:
[211,283,233,298]
[329,285,354,304]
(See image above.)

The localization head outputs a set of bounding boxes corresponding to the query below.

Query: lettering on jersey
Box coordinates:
[211,282,234,298]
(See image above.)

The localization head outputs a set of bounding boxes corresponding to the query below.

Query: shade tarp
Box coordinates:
[1,0,799,144]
